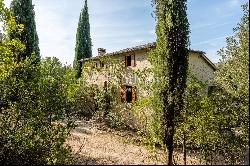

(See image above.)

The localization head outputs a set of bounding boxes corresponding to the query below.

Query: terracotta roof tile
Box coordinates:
[80,42,216,70]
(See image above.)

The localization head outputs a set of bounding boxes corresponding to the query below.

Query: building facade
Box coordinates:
[81,42,216,103]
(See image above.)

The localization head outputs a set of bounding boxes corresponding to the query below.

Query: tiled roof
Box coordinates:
[105,42,156,56]
[81,42,156,61]
[81,42,216,70]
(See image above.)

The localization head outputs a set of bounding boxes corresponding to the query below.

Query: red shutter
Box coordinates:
[133,53,136,67]
[131,54,134,67]
[104,81,107,89]
[120,85,126,103]
[125,56,127,67]
[132,86,137,104]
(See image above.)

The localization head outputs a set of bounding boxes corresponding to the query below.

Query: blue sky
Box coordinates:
[4,0,248,65]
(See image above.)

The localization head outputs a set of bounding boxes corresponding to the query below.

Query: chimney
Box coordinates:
[98,48,106,56]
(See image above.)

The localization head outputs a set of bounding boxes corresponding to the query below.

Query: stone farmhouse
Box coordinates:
[81,42,217,103]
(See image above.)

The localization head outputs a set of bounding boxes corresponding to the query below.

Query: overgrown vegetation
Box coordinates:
[81,57,139,130]
[149,0,190,164]
[0,2,74,164]
[136,2,249,165]
[80,2,249,165]
[0,0,248,165]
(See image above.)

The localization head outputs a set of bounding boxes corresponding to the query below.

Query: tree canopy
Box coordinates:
[74,0,92,79]
[10,0,40,62]
[150,0,190,164]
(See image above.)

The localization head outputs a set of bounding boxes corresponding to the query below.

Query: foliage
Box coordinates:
[175,73,212,164]
[215,2,249,139]
[82,57,139,130]
[67,83,97,119]
[211,2,249,164]
[175,75,247,165]
[10,0,40,62]
[133,72,204,152]
[0,58,74,164]
[0,3,74,164]
[149,0,190,164]
[74,0,92,79]
[174,3,249,165]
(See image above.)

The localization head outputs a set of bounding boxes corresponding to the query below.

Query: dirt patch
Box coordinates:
[66,119,204,165]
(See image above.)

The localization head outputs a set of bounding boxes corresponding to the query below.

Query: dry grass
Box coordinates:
[66,119,205,165]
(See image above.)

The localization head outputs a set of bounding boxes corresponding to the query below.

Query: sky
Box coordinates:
[4,0,248,65]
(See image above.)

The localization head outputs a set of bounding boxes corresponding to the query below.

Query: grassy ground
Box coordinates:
[66,119,205,165]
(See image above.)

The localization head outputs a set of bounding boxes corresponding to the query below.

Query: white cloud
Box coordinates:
[229,0,241,7]
[192,35,231,47]
[205,48,221,63]
[33,0,77,65]
[191,21,233,31]
[131,39,145,44]
[214,0,245,17]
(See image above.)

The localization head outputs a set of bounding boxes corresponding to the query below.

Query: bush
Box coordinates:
[91,84,138,131]
[67,84,97,119]
[0,56,76,164]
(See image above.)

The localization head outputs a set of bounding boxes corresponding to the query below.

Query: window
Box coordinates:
[101,62,105,68]
[104,81,107,89]
[121,85,137,103]
[126,86,133,103]
[125,55,132,67]
[125,54,136,67]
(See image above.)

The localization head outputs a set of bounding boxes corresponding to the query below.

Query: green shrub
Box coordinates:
[0,57,74,164]
[67,84,97,119]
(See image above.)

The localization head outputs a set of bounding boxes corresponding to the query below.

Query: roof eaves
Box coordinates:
[199,53,217,71]
[82,42,156,62]
[80,42,217,71]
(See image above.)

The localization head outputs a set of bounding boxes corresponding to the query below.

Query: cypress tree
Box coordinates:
[10,0,40,62]
[150,0,190,165]
[74,0,92,79]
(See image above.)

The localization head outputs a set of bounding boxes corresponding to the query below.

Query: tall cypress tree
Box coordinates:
[10,0,40,62]
[74,0,92,78]
[150,0,190,165]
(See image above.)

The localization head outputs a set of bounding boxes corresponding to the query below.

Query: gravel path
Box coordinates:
[66,119,203,165]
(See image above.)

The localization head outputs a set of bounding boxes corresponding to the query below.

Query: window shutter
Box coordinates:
[124,56,127,67]
[132,86,137,104]
[131,54,134,67]
[120,85,126,103]
[104,81,107,89]
[133,53,136,67]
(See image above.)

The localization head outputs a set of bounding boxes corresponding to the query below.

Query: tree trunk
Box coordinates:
[245,149,249,165]
[183,132,187,165]
[164,124,174,165]
[167,146,174,165]
[164,104,175,165]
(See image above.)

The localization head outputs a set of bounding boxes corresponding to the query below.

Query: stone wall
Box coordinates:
[83,49,215,90]
[189,52,215,83]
